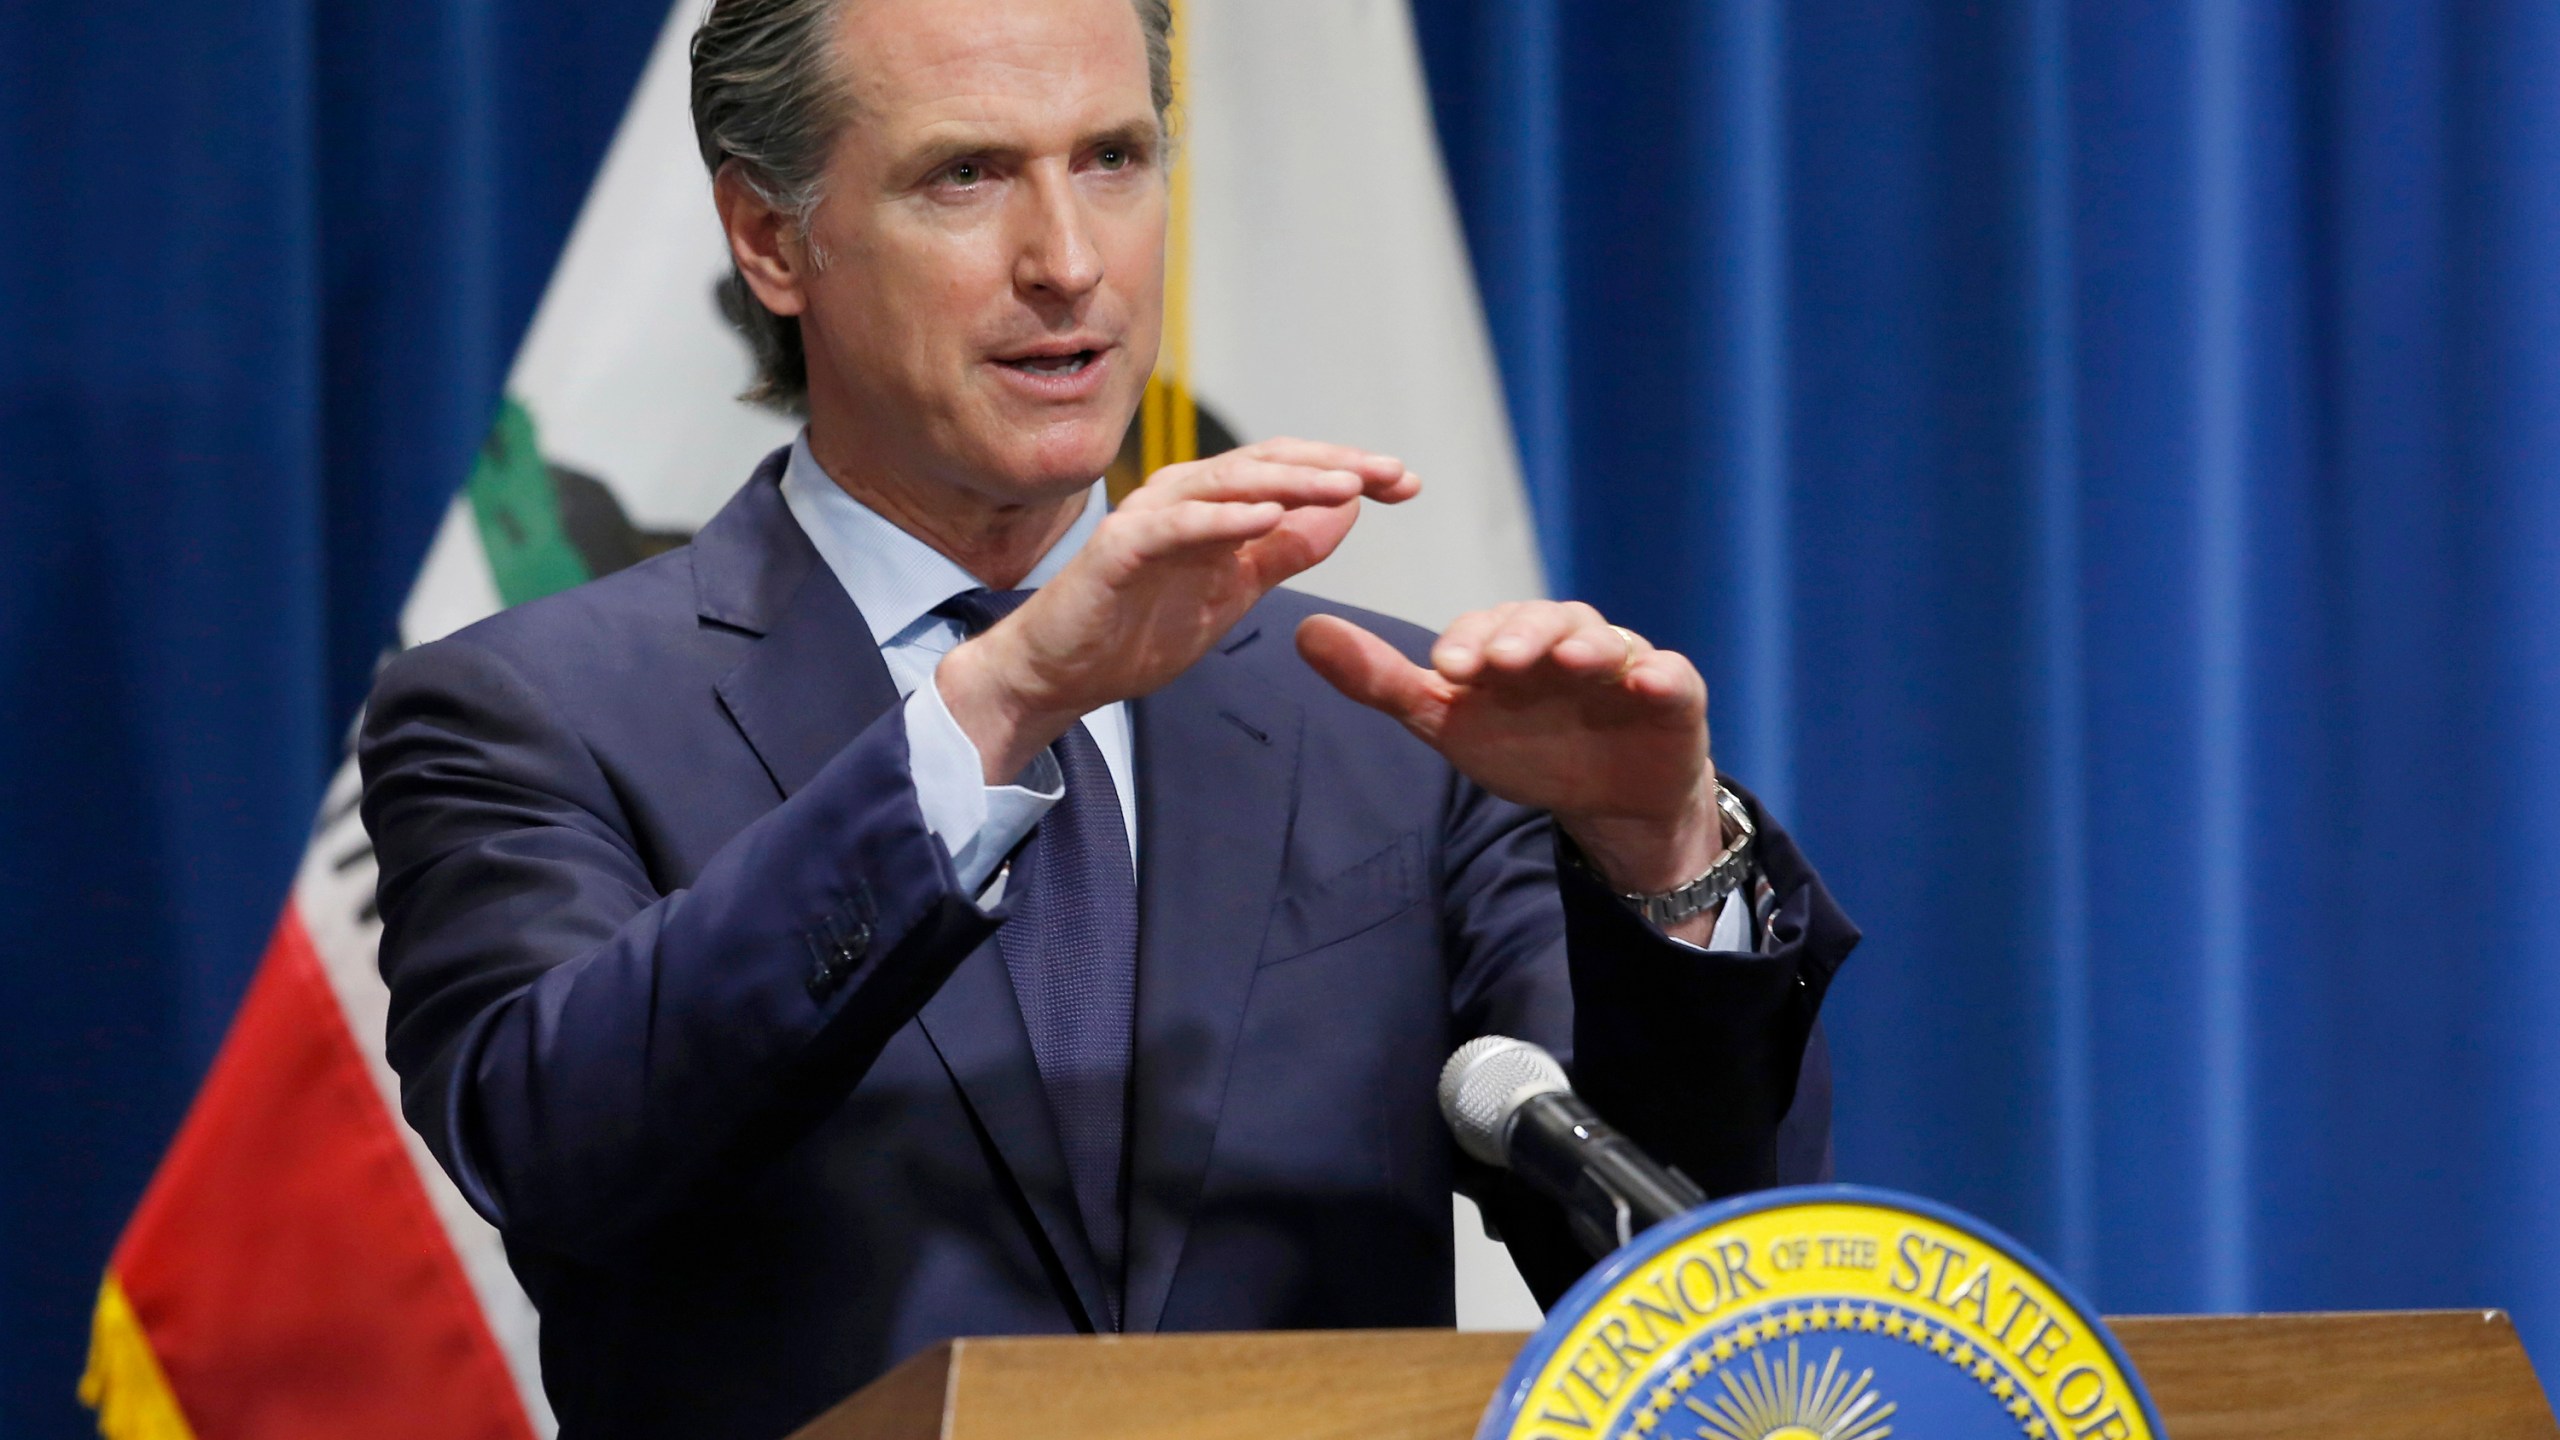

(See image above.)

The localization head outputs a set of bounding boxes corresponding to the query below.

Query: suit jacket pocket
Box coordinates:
[1259,831,1429,966]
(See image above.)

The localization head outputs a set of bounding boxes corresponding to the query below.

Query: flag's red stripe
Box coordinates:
[112,907,534,1440]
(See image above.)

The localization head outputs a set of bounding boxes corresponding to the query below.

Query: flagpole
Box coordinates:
[1144,0,1197,479]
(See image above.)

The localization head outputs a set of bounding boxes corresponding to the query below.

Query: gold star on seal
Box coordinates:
[1781,1308,1806,1335]
[1808,1304,1835,1331]
[1857,1305,1882,1332]
[1882,1313,1908,1338]
[1930,1327,1956,1356]
[1993,1376,2017,1400]
[2026,1419,2050,1438]
[1953,1343,1976,1366]
[1704,1340,1730,1367]
[1669,1366,1694,1393]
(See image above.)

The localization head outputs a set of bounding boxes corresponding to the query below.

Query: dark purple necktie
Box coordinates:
[933,588,1136,1326]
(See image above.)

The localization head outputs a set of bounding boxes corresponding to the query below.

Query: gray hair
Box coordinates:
[691,0,1175,414]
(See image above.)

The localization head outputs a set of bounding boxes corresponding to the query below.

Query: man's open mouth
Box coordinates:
[999,349,1100,375]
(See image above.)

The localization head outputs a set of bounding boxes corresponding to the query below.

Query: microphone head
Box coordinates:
[1438,1035,1571,1167]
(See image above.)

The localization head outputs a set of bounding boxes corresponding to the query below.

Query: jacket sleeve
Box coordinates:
[358,635,1000,1263]
[1440,775,1859,1306]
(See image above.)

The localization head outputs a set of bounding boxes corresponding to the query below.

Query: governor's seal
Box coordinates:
[1478,1185,2161,1440]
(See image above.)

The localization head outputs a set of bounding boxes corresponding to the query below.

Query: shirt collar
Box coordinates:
[777,431,1106,648]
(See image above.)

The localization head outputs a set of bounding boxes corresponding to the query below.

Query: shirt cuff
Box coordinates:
[906,668,1063,896]
[1663,888,1755,956]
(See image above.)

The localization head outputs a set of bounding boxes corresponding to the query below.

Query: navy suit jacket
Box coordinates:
[358,453,1860,1439]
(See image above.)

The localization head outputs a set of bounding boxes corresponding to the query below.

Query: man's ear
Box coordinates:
[714,164,810,318]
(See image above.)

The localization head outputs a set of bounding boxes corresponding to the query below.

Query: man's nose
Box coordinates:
[1014,169,1105,302]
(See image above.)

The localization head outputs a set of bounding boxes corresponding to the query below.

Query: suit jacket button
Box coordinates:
[806,954,841,999]
[837,922,872,964]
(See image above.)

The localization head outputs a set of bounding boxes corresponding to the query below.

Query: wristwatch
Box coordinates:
[1615,785,1755,927]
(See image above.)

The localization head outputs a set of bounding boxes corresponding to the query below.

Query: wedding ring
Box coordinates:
[1609,625,1646,678]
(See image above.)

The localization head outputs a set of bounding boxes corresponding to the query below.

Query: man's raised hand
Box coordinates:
[936,439,1417,782]
[1296,602,1728,940]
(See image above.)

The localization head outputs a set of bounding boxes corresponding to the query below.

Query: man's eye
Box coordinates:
[947,162,982,185]
[1097,147,1128,170]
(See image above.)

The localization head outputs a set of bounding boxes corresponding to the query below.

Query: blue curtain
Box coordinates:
[9,3,2559,1435]
[1413,0,2560,1354]
[0,2,663,1433]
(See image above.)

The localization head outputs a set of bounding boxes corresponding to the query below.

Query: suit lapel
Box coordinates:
[700,455,903,800]
[915,941,1117,1331]
[699,463,1111,1327]
[1122,622,1303,1333]
[713,559,901,799]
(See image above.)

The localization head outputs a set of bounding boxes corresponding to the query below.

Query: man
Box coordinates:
[357,0,1858,1435]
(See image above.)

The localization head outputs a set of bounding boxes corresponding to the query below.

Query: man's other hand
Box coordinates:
[1296,603,1728,943]
[937,438,1418,781]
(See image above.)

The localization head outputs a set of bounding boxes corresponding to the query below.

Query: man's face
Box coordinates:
[795,0,1165,506]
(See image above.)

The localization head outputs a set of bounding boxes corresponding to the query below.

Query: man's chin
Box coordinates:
[966,422,1128,497]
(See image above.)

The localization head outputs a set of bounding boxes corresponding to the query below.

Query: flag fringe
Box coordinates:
[79,1276,198,1440]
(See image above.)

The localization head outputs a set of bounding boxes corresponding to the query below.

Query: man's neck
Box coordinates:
[804,425,1089,591]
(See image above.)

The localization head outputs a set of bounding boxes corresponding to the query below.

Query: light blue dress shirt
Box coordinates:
[779,435,1130,895]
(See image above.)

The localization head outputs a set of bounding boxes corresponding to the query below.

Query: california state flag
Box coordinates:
[82,1,1542,1434]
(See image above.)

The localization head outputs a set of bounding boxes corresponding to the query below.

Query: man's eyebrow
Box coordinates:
[896,118,1163,176]
[1083,119,1162,154]
[898,132,1024,176]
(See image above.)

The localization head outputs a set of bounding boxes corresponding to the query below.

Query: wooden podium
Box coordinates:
[793,1311,2557,1440]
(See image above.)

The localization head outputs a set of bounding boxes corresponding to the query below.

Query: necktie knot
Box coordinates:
[934,588,1035,638]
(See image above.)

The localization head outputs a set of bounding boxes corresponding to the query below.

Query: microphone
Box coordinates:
[1438,1035,1708,1258]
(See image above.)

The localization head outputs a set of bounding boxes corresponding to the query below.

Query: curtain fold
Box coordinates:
[1412,0,2560,1348]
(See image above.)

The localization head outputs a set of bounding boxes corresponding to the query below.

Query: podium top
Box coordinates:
[794,1310,2556,1440]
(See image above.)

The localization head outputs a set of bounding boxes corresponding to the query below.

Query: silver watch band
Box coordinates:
[1618,785,1756,927]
